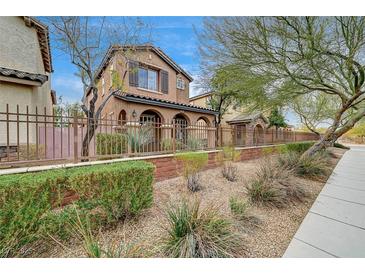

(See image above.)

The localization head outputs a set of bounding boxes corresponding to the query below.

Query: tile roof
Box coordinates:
[113,91,218,115]
[227,112,268,124]
[0,67,48,84]
[95,44,193,81]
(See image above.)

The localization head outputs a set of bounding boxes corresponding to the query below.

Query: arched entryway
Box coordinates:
[173,113,189,150]
[195,117,211,149]
[137,109,163,153]
[253,124,264,145]
[196,116,211,127]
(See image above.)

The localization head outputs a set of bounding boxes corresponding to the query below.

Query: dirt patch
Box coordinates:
[42,148,346,258]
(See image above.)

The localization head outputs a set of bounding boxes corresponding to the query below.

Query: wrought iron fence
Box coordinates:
[0,104,319,168]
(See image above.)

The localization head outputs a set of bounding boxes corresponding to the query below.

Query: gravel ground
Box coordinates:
[43,147,345,258]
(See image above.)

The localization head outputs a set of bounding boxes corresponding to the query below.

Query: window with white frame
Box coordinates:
[176,77,185,90]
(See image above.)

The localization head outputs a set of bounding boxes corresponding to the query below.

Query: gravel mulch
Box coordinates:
[43,148,345,258]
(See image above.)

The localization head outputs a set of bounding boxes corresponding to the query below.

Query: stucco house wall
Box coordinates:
[0,17,53,146]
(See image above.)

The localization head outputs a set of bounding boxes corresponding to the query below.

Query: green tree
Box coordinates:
[199,17,365,156]
[268,108,287,129]
[205,67,237,126]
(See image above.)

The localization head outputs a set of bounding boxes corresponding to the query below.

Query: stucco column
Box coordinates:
[207,127,217,149]
[161,124,173,151]
[246,125,254,146]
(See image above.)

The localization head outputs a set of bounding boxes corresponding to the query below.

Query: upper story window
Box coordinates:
[138,67,158,91]
[129,61,168,94]
[177,77,185,90]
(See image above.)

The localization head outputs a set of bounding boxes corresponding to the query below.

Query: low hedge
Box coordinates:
[96,133,128,155]
[277,141,316,154]
[0,160,154,257]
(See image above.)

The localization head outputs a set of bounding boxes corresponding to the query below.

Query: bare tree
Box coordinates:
[199,17,365,156]
[45,17,151,157]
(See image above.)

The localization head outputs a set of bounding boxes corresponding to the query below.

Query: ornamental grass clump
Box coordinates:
[246,158,307,208]
[276,150,331,180]
[161,199,243,258]
[67,208,143,258]
[175,152,208,192]
[229,197,249,220]
[295,152,332,180]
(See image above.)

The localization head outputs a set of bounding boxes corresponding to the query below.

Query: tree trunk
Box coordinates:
[81,88,116,160]
[302,107,365,157]
[302,130,336,157]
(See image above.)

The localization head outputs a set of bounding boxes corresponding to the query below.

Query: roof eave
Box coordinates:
[114,93,218,115]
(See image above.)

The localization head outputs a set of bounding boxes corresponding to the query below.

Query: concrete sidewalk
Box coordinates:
[283,145,365,258]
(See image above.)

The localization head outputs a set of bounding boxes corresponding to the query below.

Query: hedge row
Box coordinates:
[0,160,154,257]
[262,141,316,155]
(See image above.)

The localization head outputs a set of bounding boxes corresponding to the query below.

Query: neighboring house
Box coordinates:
[85,44,218,147]
[0,16,55,151]
[190,92,269,145]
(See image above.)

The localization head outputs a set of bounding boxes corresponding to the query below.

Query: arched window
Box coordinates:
[118,110,126,125]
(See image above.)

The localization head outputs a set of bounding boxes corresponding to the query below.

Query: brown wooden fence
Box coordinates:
[0,104,319,168]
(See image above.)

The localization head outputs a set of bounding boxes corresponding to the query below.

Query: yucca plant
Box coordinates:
[161,199,243,258]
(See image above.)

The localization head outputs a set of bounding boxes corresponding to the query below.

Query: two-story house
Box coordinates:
[85,44,217,147]
[0,16,55,155]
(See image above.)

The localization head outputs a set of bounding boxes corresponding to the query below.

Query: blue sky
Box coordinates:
[48,16,205,104]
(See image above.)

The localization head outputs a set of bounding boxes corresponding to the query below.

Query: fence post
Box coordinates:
[220,125,223,147]
[73,111,78,163]
[172,120,176,153]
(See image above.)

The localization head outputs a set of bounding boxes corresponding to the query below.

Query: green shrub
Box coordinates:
[246,158,307,208]
[175,152,208,192]
[186,138,205,150]
[283,141,316,154]
[161,139,173,151]
[96,133,128,155]
[161,199,243,258]
[0,160,154,257]
[334,142,350,149]
[262,146,276,155]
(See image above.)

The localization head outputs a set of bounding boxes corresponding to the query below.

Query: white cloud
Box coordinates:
[52,73,84,104]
